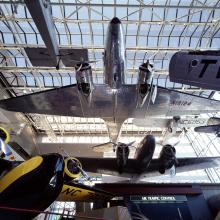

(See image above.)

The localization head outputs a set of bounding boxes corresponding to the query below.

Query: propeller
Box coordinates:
[59,147,90,181]
[74,59,99,72]
[117,140,136,151]
[158,144,178,176]
[157,130,184,177]
[167,128,186,177]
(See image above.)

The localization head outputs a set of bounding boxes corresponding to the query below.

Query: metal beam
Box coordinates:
[0,66,168,75]
[0,1,219,9]
[37,131,176,137]
[0,44,215,52]
[24,0,59,67]
[1,16,217,26]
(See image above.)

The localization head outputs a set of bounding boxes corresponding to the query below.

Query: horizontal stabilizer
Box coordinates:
[25,47,88,67]
[194,125,220,134]
[133,117,207,128]
[169,51,220,90]
[133,118,169,128]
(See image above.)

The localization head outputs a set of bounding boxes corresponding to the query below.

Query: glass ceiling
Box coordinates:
[0,0,220,183]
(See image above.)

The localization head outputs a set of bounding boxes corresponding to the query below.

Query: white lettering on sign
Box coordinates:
[142,196,176,201]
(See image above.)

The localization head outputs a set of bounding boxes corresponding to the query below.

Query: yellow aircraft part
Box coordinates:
[64,157,82,179]
[0,127,10,143]
[58,183,112,202]
[0,156,43,193]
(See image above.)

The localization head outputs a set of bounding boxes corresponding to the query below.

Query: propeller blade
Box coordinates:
[169,164,176,177]
[72,59,98,63]
[91,142,115,152]
[127,140,136,147]
[76,63,83,72]
[77,166,90,180]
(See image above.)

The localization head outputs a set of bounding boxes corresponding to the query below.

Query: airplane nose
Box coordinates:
[110,17,121,24]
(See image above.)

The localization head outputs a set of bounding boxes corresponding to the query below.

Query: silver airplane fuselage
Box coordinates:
[104,17,126,89]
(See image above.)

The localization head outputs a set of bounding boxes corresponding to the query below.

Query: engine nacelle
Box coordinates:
[64,157,82,180]
[158,145,176,174]
[116,143,129,173]
[137,62,153,107]
[75,63,93,96]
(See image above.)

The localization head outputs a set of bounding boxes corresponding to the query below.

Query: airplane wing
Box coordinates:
[0,84,139,120]
[147,157,220,174]
[132,117,170,128]
[134,87,220,117]
[0,84,115,118]
[1,84,220,119]
[77,157,220,178]
[76,157,139,177]
[194,125,220,135]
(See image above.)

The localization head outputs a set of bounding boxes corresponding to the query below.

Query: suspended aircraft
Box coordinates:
[0,153,113,220]
[0,135,112,220]
[75,134,220,180]
[1,16,220,146]
[169,51,220,91]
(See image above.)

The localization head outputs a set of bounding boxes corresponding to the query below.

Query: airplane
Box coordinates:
[169,50,220,91]
[0,154,113,220]
[0,128,113,219]
[75,134,220,180]
[1,17,220,147]
[194,117,220,137]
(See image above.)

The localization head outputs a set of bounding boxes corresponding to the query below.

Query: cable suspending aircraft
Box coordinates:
[1,2,220,179]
